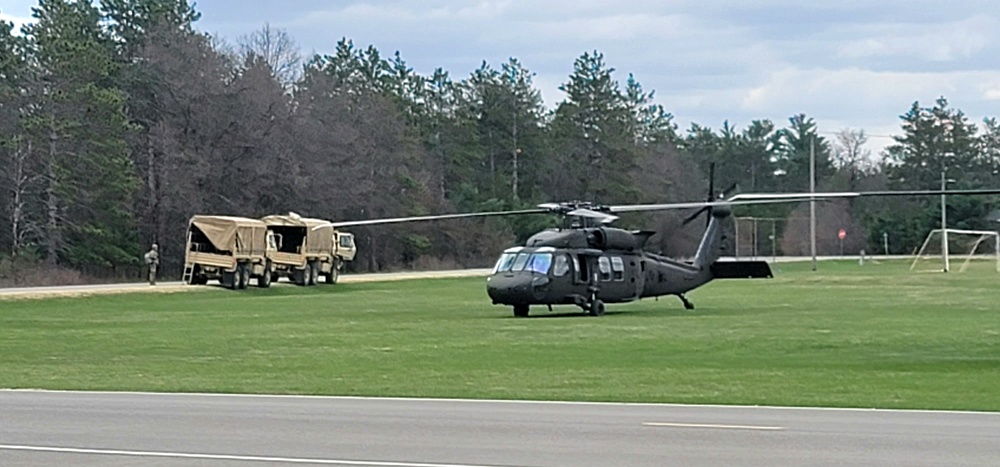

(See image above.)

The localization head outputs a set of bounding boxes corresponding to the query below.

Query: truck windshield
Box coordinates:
[339,235,354,248]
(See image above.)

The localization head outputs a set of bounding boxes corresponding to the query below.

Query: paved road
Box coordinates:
[0,269,493,299]
[1,391,998,466]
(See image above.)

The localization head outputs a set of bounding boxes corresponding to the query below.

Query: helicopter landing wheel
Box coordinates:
[513,304,530,318]
[589,299,605,317]
[678,294,695,310]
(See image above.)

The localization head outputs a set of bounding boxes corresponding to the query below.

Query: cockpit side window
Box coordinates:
[574,255,586,282]
[552,254,570,277]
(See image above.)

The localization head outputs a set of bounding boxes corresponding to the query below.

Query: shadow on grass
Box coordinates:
[488,307,727,319]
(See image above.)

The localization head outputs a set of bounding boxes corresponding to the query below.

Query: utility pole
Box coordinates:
[941,170,949,272]
[810,137,817,271]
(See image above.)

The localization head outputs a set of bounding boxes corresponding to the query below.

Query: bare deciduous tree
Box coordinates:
[832,128,876,186]
[238,23,301,88]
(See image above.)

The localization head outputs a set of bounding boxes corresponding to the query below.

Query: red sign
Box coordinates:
[838,229,847,240]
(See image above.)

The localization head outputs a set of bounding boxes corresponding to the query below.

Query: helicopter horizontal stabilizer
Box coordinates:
[710,260,773,279]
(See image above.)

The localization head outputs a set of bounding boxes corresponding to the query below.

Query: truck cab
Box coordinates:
[335,231,357,262]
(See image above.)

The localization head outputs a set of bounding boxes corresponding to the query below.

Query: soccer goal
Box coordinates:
[910,229,1000,273]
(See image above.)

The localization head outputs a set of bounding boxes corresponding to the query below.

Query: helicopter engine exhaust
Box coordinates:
[586,228,640,251]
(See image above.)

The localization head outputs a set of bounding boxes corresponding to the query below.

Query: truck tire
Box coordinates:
[238,263,249,289]
[325,263,339,284]
[257,263,272,288]
[306,260,318,286]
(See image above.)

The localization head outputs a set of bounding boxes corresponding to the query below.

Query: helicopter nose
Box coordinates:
[486,273,543,304]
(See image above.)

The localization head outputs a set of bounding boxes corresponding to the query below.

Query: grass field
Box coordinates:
[1,259,998,411]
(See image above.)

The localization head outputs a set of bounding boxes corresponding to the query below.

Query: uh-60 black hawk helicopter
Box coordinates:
[315,173,1000,318]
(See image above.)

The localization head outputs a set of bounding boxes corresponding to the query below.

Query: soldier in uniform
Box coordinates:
[144,243,159,285]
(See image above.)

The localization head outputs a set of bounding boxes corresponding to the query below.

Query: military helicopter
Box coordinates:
[315,176,1000,317]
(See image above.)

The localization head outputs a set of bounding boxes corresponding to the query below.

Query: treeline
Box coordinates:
[2,0,999,283]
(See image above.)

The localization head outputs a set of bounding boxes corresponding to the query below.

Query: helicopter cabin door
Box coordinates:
[594,255,633,302]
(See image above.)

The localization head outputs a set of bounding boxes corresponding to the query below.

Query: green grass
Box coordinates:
[1,259,999,410]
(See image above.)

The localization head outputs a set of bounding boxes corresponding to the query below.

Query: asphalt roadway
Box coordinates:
[0,269,495,299]
[2,391,999,466]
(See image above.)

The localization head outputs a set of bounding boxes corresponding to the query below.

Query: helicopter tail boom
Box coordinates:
[692,204,732,268]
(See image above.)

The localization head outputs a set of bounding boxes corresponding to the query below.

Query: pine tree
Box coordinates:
[0,20,34,256]
[23,0,139,268]
[550,51,634,201]
[774,114,832,192]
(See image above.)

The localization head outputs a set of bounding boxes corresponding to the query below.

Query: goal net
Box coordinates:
[909,229,1000,273]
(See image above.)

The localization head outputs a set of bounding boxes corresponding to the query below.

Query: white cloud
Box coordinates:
[985,88,1000,100]
[835,15,998,62]
[730,67,1000,117]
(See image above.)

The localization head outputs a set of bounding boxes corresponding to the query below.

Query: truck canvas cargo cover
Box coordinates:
[190,215,268,253]
[261,214,334,255]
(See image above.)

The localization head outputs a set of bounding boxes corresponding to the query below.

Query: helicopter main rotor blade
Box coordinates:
[310,188,1000,230]
[608,197,814,213]
[617,188,1000,214]
[728,188,1000,201]
[312,208,549,230]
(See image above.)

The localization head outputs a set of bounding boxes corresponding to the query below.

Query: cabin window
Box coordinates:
[552,254,570,277]
[574,255,585,282]
[611,256,625,281]
[598,257,612,281]
[492,253,517,273]
[524,253,553,274]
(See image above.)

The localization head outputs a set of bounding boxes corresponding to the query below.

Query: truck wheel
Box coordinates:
[238,263,250,289]
[257,264,271,288]
[306,261,318,286]
[325,265,339,284]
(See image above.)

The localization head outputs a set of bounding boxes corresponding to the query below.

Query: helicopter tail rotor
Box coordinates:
[683,163,736,226]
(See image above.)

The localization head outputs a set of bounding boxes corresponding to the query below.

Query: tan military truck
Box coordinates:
[260,213,356,286]
[182,215,276,289]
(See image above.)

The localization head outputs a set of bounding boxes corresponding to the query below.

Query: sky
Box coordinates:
[3,0,1000,156]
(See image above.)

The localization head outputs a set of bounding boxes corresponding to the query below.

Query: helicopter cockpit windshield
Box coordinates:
[492,247,554,275]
